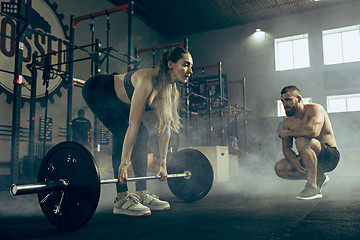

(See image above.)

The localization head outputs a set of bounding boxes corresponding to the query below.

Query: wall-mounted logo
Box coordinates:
[0,0,69,107]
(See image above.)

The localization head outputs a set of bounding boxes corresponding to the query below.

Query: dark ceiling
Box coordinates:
[108,0,357,40]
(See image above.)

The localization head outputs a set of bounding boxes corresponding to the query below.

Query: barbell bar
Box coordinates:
[10,179,69,196]
[100,170,191,184]
[10,171,192,196]
[9,141,214,231]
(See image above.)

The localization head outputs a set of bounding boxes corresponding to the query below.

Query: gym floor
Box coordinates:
[1,166,360,240]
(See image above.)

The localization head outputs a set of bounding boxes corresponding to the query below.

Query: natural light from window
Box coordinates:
[327,94,360,113]
[275,34,310,71]
[323,25,360,65]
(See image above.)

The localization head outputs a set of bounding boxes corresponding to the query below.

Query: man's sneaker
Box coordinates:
[139,191,170,211]
[113,193,151,216]
[317,174,330,192]
[296,183,322,200]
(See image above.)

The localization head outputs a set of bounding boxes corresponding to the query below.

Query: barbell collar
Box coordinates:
[100,170,192,185]
[10,179,69,196]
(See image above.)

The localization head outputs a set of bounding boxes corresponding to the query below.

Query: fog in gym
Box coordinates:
[1,0,360,239]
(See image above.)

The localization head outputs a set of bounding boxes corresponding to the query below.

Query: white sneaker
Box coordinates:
[317,175,330,192]
[295,183,322,200]
[139,191,170,211]
[113,193,151,216]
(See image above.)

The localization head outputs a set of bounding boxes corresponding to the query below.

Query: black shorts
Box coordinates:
[317,143,340,173]
[299,142,340,173]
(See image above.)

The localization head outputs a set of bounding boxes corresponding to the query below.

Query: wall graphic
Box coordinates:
[0,0,69,107]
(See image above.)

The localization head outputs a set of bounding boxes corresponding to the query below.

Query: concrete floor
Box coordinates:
[1,164,360,240]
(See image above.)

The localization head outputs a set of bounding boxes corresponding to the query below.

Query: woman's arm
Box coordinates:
[156,127,171,179]
[118,74,153,183]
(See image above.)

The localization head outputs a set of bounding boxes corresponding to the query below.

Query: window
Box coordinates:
[274,34,310,71]
[327,93,360,113]
[322,25,360,65]
[276,98,312,117]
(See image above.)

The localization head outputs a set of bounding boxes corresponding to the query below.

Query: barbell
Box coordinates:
[10,141,214,231]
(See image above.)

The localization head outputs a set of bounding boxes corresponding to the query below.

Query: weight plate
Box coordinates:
[167,149,214,202]
[37,141,100,231]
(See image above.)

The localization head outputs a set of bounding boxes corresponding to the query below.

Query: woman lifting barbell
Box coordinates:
[82,46,193,216]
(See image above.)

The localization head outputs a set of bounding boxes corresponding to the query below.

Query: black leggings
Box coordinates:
[82,74,148,193]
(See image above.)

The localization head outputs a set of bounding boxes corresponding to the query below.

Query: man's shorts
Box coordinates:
[317,142,340,173]
[298,142,340,173]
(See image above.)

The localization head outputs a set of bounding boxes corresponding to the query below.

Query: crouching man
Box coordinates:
[275,85,340,200]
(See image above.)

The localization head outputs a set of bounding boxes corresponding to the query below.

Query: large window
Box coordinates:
[327,93,360,113]
[277,98,312,117]
[274,34,310,71]
[322,25,360,65]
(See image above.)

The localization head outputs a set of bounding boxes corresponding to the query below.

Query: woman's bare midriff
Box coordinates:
[114,74,131,104]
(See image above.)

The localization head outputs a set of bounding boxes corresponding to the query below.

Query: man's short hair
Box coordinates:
[78,109,85,116]
[281,85,301,95]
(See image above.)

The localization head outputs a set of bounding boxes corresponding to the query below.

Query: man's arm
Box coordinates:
[281,119,307,173]
[282,136,295,159]
[282,137,306,173]
[281,120,297,164]
[280,104,325,139]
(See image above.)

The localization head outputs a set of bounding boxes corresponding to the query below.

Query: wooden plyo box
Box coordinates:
[181,146,230,182]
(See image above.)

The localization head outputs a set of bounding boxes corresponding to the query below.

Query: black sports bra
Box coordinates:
[123,70,157,111]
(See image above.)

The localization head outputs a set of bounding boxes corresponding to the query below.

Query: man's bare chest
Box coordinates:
[285,117,307,130]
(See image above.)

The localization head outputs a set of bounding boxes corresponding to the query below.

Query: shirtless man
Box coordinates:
[274,85,340,200]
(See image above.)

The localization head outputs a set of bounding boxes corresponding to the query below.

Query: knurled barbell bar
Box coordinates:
[10,171,192,195]
[10,171,193,223]
[9,141,214,231]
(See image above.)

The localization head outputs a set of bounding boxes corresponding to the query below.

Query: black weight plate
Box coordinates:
[167,149,214,202]
[37,141,100,231]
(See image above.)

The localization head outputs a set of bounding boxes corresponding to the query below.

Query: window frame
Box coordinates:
[274,34,310,71]
[322,24,360,65]
[327,93,360,113]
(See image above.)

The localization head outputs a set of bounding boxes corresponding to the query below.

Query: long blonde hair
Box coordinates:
[155,47,188,133]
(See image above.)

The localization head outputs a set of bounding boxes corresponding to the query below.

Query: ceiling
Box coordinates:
[108,0,357,40]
